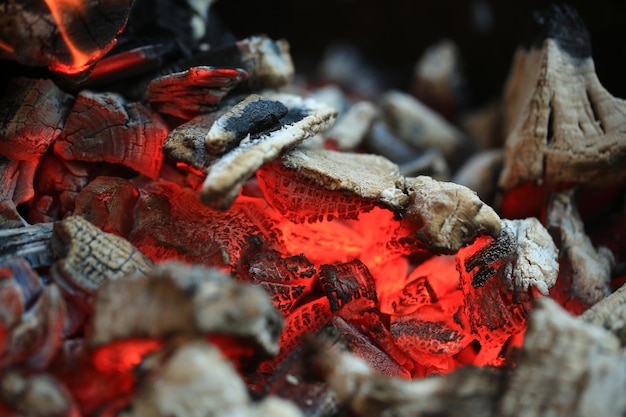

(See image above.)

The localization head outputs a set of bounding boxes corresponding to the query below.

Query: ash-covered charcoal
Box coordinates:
[0,78,73,162]
[379,90,471,169]
[319,259,378,314]
[0,0,134,77]
[457,217,558,365]
[0,370,79,417]
[146,66,248,120]
[498,4,626,216]
[401,175,501,253]
[324,100,379,151]
[363,120,423,165]
[0,199,26,229]
[119,340,303,417]
[581,283,626,345]
[410,39,468,119]
[498,297,626,417]
[90,261,284,357]
[164,93,289,169]
[0,259,66,370]
[452,148,503,207]
[398,149,451,181]
[50,215,153,310]
[53,90,168,179]
[302,335,504,417]
[199,93,337,210]
[258,146,408,223]
[0,221,53,268]
[237,247,316,315]
[546,190,613,306]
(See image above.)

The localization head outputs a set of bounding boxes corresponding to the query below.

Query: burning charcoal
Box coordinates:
[401,175,501,253]
[0,371,78,417]
[457,217,558,365]
[26,155,91,223]
[237,247,316,315]
[324,100,379,151]
[73,176,140,237]
[303,335,503,417]
[379,90,471,168]
[0,78,73,162]
[50,215,153,310]
[0,261,66,370]
[459,101,503,150]
[53,90,168,179]
[581,283,626,345]
[90,261,284,357]
[319,259,378,315]
[119,340,303,417]
[199,93,337,209]
[498,297,626,417]
[498,5,626,216]
[146,66,248,120]
[546,190,613,306]
[452,148,503,206]
[0,156,39,205]
[128,179,285,268]
[0,222,53,268]
[259,146,408,221]
[410,39,468,119]
[0,1,133,76]
[164,93,288,169]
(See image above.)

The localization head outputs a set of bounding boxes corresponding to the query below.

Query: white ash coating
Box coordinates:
[501,217,559,296]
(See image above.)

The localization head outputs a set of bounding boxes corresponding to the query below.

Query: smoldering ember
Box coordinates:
[1,1,626,416]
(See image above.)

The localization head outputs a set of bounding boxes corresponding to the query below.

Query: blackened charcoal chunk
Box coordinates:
[319,259,378,313]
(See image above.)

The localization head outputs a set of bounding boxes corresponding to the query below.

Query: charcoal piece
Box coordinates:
[386,275,438,314]
[401,175,501,254]
[120,340,303,417]
[0,0,133,76]
[2,281,66,370]
[0,156,38,205]
[319,259,378,314]
[0,222,54,269]
[198,93,337,210]
[146,66,248,120]
[90,261,284,357]
[129,179,285,268]
[379,90,471,169]
[239,249,316,315]
[498,4,626,215]
[498,297,626,417]
[546,190,613,306]
[581,283,626,345]
[73,176,140,237]
[26,154,90,223]
[363,121,423,165]
[164,93,289,169]
[50,215,153,310]
[0,199,26,229]
[53,91,168,179]
[452,149,503,206]
[0,371,78,417]
[329,316,410,379]
[0,78,73,162]
[456,218,558,365]
[277,146,409,210]
[398,149,451,181]
[324,100,379,151]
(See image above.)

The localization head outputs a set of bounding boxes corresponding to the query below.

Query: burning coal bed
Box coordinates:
[1,1,626,417]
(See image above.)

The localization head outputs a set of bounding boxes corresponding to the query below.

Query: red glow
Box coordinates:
[92,339,162,374]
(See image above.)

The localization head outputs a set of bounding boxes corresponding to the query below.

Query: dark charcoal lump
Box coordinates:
[521,3,592,60]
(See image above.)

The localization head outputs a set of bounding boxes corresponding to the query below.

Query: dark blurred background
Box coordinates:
[212,0,626,108]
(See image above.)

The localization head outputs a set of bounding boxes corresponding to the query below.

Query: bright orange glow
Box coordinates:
[92,339,162,374]
[44,0,103,74]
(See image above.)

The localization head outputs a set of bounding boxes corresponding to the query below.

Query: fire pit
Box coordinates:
[1,1,626,417]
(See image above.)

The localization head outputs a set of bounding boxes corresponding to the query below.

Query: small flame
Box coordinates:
[44,0,104,74]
